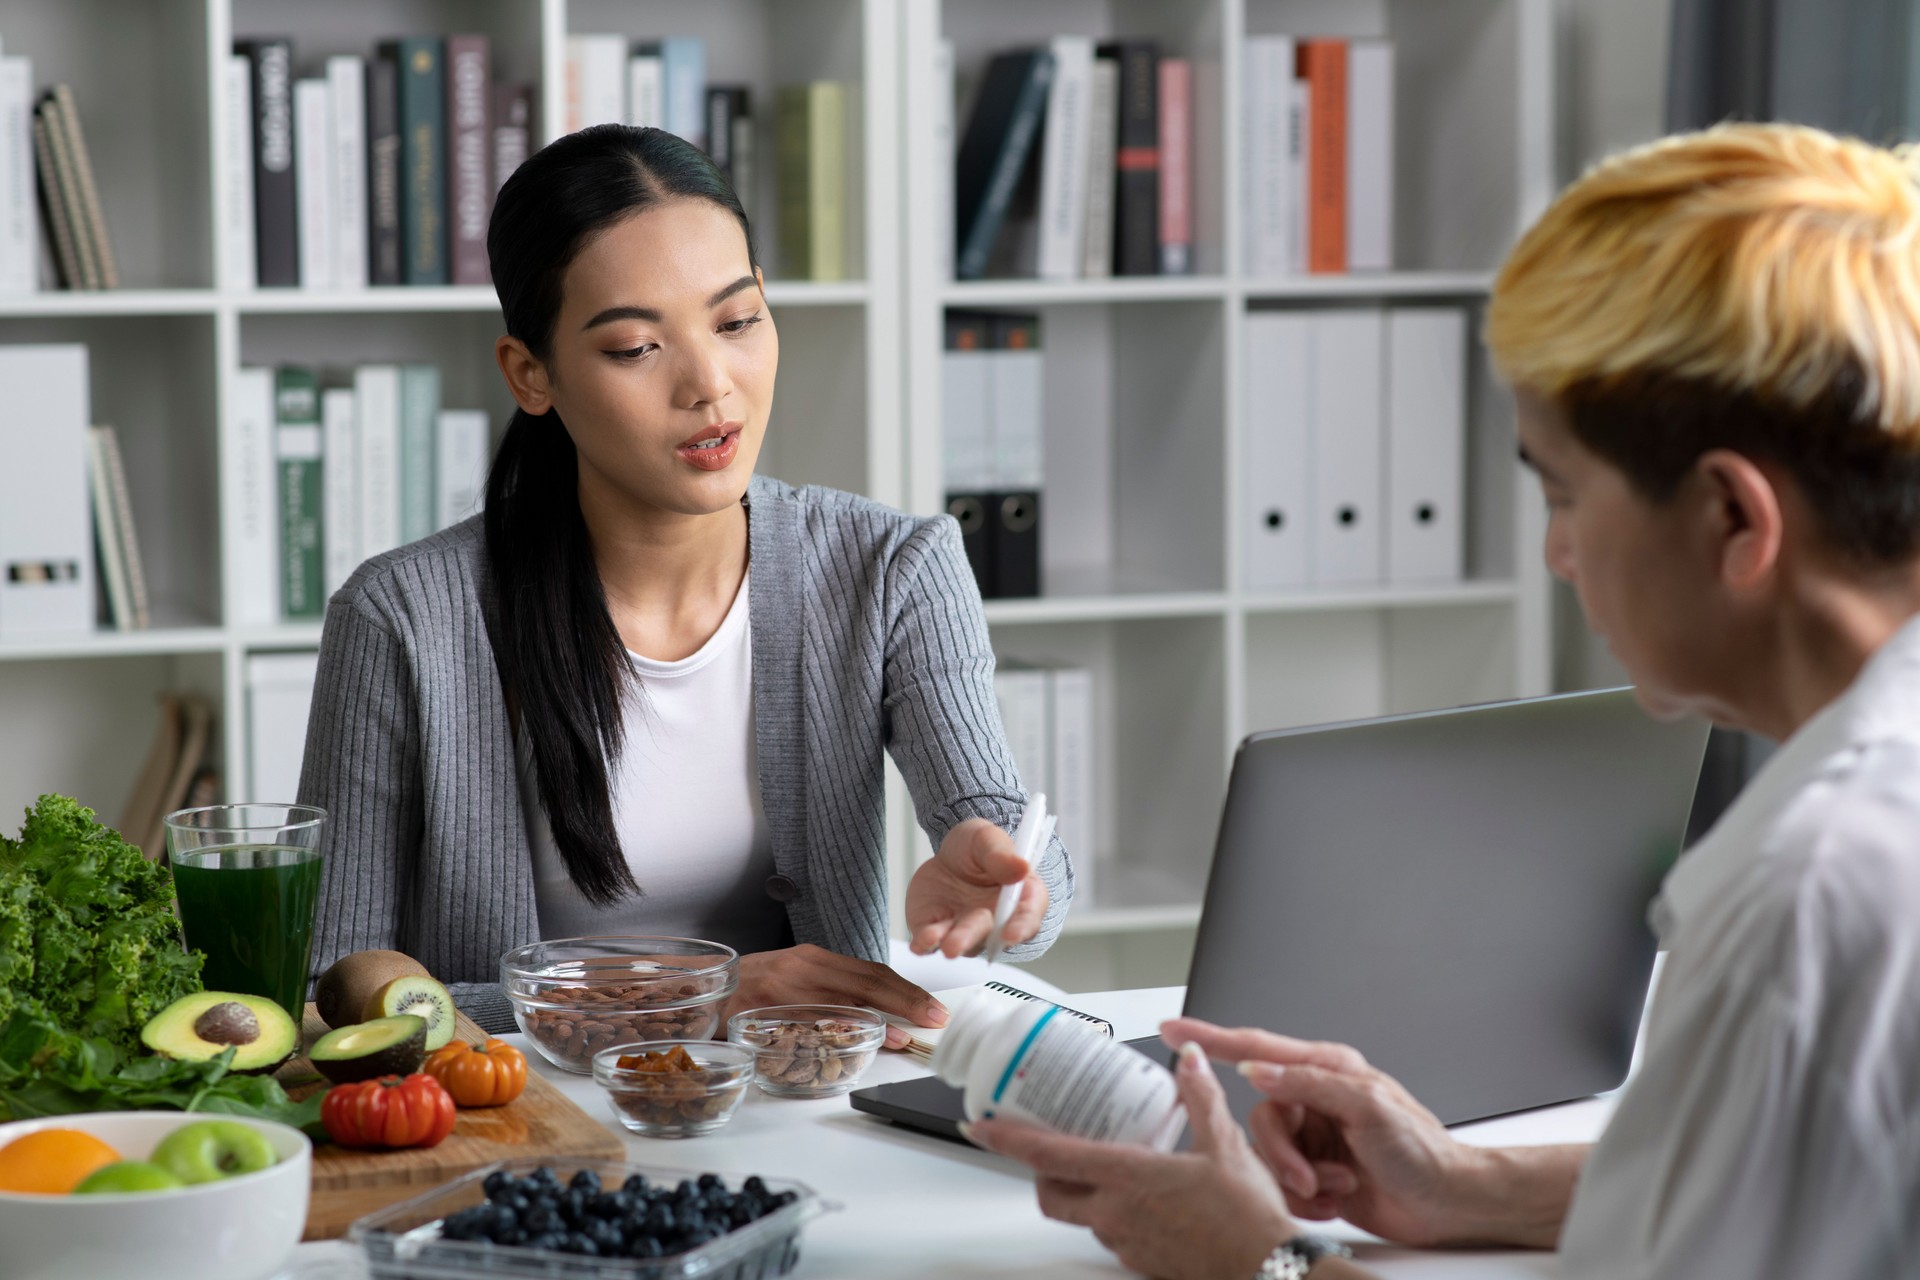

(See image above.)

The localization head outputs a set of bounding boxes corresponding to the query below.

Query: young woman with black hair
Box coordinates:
[300,126,1071,1036]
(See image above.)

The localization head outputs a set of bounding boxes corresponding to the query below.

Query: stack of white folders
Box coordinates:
[885,981,1115,1064]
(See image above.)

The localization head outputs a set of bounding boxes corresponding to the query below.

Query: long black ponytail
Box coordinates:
[485,125,757,906]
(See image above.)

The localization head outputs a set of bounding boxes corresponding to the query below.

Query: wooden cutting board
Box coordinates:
[282,1005,626,1240]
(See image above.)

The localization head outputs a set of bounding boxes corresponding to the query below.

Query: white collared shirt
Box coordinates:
[1559,615,1920,1278]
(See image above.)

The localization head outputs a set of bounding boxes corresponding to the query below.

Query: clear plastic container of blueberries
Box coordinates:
[348,1158,831,1280]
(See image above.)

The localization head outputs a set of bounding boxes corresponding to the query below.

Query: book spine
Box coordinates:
[626,51,663,128]
[1300,40,1348,274]
[1158,57,1191,274]
[321,386,358,594]
[38,94,97,289]
[1346,40,1394,273]
[728,95,755,214]
[97,425,149,629]
[1102,40,1160,276]
[1080,55,1118,281]
[1036,36,1094,281]
[398,363,440,544]
[706,86,735,177]
[221,54,256,289]
[52,85,116,288]
[661,37,707,149]
[389,37,447,285]
[230,367,280,625]
[366,53,403,286]
[954,53,1055,281]
[275,367,324,619]
[492,81,532,191]
[809,83,845,282]
[934,39,955,281]
[239,39,298,287]
[0,57,36,293]
[30,108,81,289]
[354,364,400,557]
[328,55,367,289]
[293,78,335,292]
[776,84,810,278]
[446,35,492,286]
[434,408,488,529]
[86,426,132,630]
[1048,667,1095,904]
[1290,78,1309,274]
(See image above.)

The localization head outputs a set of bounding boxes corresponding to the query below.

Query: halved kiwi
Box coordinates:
[361,975,458,1051]
[309,1014,429,1083]
[315,949,430,1029]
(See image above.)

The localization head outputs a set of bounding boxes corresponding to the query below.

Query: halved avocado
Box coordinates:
[309,1014,429,1083]
[140,991,298,1073]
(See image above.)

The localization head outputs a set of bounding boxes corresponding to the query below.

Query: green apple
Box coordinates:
[73,1161,186,1195]
[149,1119,278,1185]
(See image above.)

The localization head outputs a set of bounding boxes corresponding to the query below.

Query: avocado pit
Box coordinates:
[192,1001,261,1046]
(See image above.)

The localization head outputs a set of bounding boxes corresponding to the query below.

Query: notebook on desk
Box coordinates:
[851,687,1709,1141]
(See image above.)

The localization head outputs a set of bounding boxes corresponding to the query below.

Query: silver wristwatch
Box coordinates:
[1254,1233,1353,1279]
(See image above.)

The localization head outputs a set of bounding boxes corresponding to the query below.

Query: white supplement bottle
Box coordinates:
[931,994,1187,1151]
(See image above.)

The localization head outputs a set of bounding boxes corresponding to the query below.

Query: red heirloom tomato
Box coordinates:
[424,1038,529,1108]
[321,1073,458,1149]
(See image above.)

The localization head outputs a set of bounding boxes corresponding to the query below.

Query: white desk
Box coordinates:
[285,987,1611,1279]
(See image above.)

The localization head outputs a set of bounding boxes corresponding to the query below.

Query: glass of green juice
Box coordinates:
[165,804,326,1023]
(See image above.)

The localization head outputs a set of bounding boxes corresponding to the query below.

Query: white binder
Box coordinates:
[1242,311,1312,590]
[992,341,1045,490]
[1308,309,1385,586]
[1387,308,1467,584]
[941,344,992,491]
[1036,35,1095,281]
[247,651,319,803]
[0,345,92,638]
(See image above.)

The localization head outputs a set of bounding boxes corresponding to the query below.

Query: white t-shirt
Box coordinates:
[516,573,789,954]
[1559,614,1920,1278]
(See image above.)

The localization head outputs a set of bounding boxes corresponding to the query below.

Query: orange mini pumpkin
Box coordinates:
[423,1037,529,1107]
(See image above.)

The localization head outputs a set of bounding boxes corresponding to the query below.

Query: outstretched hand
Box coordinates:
[966,1042,1298,1280]
[905,817,1048,958]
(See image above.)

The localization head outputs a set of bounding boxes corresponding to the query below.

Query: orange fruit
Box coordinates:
[0,1127,123,1195]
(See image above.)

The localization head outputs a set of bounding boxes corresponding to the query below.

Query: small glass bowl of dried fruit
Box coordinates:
[726,1005,887,1099]
[590,1041,754,1138]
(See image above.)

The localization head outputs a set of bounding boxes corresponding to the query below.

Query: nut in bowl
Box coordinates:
[501,935,740,1074]
[593,1040,755,1138]
[728,1005,887,1098]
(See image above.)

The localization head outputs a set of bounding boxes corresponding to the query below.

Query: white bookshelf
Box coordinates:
[0,0,1555,993]
[898,0,1555,990]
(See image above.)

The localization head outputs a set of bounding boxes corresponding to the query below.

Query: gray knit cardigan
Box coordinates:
[298,474,1073,1032]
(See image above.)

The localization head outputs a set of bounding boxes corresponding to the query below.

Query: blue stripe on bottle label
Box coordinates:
[991,1004,1060,1103]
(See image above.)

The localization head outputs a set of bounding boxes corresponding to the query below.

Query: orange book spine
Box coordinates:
[1298,40,1347,274]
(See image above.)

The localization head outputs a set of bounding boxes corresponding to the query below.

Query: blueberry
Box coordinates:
[569,1169,602,1194]
[728,1202,755,1228]
[483,1170,516,1200]
[697,1172,723,1191]
[528,1231,565,1251]
[529,1166,561,1189]
[772,1190,798,1209]
[585,1192,619,1219]
[743,1175,767,1196]
[571,1234,601,1256]
[629,1236,664,1259]
[646,1204,675,1234]
[526,1204,561,1234]
[675,1179,697,1199]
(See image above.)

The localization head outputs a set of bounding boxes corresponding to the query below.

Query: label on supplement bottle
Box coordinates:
[979,1007,1181,1146]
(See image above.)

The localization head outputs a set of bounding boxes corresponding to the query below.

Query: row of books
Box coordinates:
[233,365,490,623]
[993,662,1098,904]
[942,310,1043,600]
[953,38,1191,282]
[565,34,857,282]
[228,36,534,290]
[1243,306,1466,591]
[0,39,118,293]
[1244,36,1394,277]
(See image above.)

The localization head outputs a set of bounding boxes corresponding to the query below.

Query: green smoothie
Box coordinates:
[171,843,322,1023]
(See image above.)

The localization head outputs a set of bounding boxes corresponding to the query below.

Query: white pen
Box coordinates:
[984,793,1048,964]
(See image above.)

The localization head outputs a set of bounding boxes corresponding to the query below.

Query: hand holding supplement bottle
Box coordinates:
[931,991,1187,1151]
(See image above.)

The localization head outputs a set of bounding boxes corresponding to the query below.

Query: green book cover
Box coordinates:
[398,364,441,544]
[382,36,447,285]
[777,82,844,281]
[275,367,324,619]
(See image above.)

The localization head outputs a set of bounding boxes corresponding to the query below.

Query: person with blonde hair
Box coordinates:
[971,120,1920,1279]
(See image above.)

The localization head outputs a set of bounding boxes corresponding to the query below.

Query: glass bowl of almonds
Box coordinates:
[590,1040,754,1137]
[501,936,740,1074]
[726,1005,887,1099]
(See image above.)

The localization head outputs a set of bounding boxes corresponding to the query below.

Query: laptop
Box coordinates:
[851,687,1710,1139]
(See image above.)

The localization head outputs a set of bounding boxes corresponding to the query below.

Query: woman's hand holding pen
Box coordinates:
[904,815,1050,960]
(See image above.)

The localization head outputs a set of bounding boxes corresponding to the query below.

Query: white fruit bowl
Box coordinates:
[0,1111,311,1280]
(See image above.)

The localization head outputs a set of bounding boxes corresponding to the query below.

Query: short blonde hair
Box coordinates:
[1487,122,1920,563]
